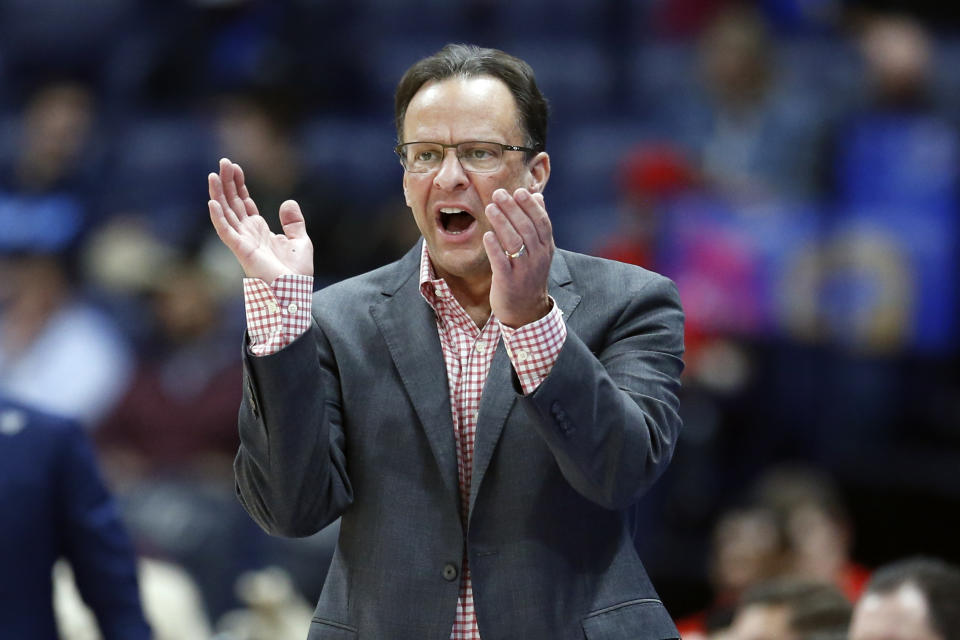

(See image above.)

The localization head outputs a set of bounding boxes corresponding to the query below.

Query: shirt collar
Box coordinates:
[418,241,490,334]
[418,241,451,310]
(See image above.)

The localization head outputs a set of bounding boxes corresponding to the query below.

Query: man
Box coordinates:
[849,557,960,640]
[0,394,151,639]
[727,577,852,640]
[209,44,684,639]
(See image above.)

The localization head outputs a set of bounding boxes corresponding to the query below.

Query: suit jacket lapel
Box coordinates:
[468,339,514,520]
[370,243,460,503]
[468,251,582,520]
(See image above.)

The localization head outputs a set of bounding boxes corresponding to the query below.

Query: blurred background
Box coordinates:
[1,0,958,637]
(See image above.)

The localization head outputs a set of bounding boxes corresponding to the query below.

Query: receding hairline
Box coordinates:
[393,43,549,158]
[398,74,528,144]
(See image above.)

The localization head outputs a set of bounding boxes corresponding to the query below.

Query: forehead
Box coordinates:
[402,75,521,143]
[851,586,940,640]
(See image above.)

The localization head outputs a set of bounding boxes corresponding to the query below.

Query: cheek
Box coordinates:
[495,164,533,194]
[404,176,432,211]
[474,174,505,202]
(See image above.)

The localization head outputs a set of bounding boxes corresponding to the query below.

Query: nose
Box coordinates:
[432,147,469,191]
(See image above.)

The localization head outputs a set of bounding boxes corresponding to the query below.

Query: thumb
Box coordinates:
[278,200,307,239]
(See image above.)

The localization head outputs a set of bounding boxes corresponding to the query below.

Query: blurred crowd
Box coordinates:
[1,0,959,637]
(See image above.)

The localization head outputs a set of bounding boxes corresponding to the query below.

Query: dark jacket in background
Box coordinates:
[0,395,150,640]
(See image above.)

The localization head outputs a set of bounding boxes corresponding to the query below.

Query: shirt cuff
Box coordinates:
[499,298,566,395]
[243,275,313,356]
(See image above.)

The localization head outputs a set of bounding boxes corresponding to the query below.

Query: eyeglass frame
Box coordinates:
[394,140,536,173]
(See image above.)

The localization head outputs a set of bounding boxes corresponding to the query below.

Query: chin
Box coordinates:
[431,246,490,280]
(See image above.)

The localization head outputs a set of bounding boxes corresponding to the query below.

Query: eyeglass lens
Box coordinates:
[400,142,504,173]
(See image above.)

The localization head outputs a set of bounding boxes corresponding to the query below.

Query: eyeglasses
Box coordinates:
[395,141,534,173]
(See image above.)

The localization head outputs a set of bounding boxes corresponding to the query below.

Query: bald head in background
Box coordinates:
[849,557,960,640]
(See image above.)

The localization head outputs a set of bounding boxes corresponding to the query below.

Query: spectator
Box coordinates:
[820,12,959,355]
[594,142,696,270]
[671,4,825,201]
[676,505,790,636]
[729,578,852,640]
[753,464,870,600]
[0,80,102,198]
[0,81,132,427]
[0,394,151,639]
[92,234,338,621]
[0,216,133,429]
[96,250,242,481]
[93,244,250,620]
[849,557,960,640]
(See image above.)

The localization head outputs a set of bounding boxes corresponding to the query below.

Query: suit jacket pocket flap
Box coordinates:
[581,599,679,640]
[308,617,358,640]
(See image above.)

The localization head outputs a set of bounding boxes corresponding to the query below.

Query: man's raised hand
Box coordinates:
[482,188,554,328]
[208,157,314,283]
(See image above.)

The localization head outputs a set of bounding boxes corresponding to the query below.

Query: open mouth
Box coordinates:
[439,207,476,234]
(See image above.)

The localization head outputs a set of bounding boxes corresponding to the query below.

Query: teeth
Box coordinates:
[440,207,464,214]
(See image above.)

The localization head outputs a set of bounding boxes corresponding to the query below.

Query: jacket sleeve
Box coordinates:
[522,272,685,510]
[58,424,152,640]
[234,320,353,537]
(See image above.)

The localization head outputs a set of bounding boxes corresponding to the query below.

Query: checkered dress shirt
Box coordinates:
[243,274,313,356]
[242,244,567,639]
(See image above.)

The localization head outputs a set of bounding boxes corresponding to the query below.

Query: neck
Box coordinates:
[441,271,492,329]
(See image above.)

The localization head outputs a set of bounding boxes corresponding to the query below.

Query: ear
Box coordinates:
[527,151,550,194]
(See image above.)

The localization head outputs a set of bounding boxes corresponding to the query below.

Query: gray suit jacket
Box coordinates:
[236,242,685,639]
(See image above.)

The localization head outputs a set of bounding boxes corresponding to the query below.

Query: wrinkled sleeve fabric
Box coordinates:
[522,272,685,510]
[499,300,566,395]
[234,301,352,538]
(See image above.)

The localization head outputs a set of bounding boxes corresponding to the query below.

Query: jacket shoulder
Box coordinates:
[556,249,676,297]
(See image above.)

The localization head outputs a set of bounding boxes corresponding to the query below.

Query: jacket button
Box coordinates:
[442,563,458,581]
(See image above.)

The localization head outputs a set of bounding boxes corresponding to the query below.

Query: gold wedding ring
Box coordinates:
[505,243,526,259]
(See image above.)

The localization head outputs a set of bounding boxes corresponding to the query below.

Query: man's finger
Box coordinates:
[486,201,525,259]
[514,188,551,246]
[232,166,261,218]
[483,230,512,273]
[242,196,260,219]
[209,200,241,246]
[236,165,251,202]
[219,157,234,192]
[221,159,247,219]
[210,165,236,215]
[209,173,241,228]
[208,171,224,202]
[493,188,539,249]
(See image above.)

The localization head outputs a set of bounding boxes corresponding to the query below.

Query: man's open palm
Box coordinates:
[208,157,314,283]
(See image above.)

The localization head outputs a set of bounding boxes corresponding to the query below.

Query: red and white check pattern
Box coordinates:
[240,246,566,640]
[419,243,565,640]
[243,274,313,355]
[499,308,567,396]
